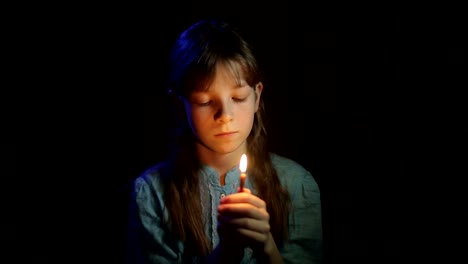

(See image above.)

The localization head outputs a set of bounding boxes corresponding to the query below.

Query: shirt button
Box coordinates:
[220,193,226,199]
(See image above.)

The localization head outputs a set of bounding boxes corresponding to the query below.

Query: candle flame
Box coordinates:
[239,154,247,172]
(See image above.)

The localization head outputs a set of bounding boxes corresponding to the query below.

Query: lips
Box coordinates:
[215,131,237,136]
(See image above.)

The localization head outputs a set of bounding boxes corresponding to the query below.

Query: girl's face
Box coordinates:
[182,62,262,155]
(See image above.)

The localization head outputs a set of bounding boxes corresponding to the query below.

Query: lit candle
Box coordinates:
[239,154,247,192]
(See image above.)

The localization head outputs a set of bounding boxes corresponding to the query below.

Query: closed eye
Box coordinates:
[233,98,247,103]
[195,101,212,106]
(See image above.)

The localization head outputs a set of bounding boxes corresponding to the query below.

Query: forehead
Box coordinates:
[197,61,248,93]
[215,62,246,84]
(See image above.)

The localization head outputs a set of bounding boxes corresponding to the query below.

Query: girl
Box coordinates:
[126,18,323,263]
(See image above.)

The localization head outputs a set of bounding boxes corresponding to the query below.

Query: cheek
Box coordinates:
[186,107,208,132]
[183,103,198,131]
[238,105,256,124]
[190,112,204,128]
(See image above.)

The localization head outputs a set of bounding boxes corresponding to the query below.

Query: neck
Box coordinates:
[196,143,247,184]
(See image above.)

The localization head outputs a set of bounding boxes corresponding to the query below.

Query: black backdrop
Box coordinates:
[20,2,406,263]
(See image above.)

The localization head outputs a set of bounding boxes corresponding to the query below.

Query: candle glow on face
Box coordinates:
[240,154,247,173]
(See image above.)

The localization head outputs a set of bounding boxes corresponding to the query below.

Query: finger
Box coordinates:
[217,218,270,249]
[220,192,266,209]
[218,223,269,246]
[218,203,269,220]
[238,187,252,194]
[224,217,270,233]
[236,228,270,244]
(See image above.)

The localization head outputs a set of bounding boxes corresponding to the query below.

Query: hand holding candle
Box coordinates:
[239,154,247,192]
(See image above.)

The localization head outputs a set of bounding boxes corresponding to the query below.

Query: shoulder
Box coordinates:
[270,153,315,186]
[270,153,320,200]
[270,153,310,176]
[132,161,170,202]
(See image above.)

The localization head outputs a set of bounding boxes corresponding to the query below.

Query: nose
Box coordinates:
[215,100,234,123]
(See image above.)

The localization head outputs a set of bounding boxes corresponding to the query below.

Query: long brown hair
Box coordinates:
[163,18,291,256]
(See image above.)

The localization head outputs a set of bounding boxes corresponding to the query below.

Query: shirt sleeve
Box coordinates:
[281,170,323,264]
[125,175,184,264]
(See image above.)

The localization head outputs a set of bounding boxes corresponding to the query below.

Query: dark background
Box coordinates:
[19,2,408,263]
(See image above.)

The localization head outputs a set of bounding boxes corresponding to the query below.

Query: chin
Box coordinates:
[199,139,246,155]
[214,147,238,155]
[219,145,247,154]
[211,144,243,155]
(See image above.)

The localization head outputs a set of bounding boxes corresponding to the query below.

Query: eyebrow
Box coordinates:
[194,83,250,94]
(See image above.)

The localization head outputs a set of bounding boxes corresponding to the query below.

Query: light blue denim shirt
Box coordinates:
[126,153,322,263]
